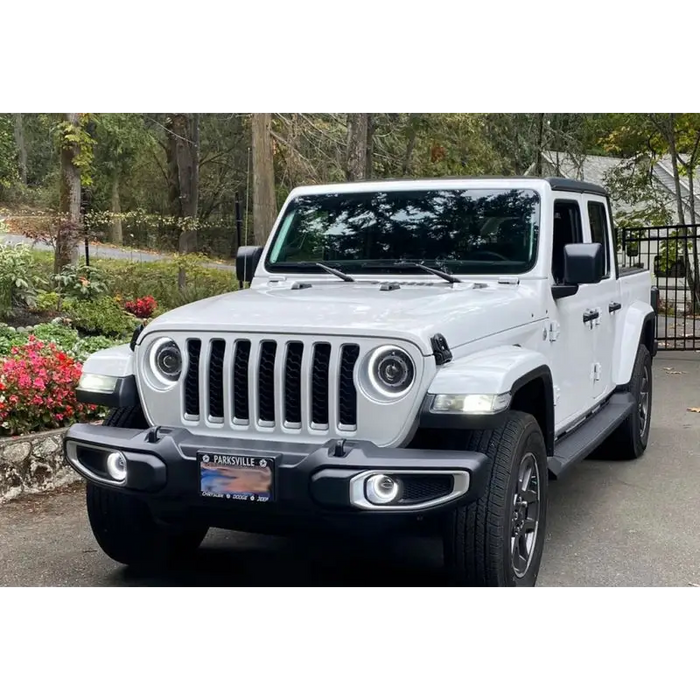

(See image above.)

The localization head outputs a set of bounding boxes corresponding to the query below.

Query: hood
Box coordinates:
[143,280,544,355]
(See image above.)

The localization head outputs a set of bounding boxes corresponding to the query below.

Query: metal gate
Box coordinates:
[617,224,700,350]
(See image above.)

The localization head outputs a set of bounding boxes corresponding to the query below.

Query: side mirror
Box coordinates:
[236,245,263,284]
[564,242,604,285]
[552,242,604,300]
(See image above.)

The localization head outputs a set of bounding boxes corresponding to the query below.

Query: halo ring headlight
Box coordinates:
[149,337,182,385]
[366,345,416,400]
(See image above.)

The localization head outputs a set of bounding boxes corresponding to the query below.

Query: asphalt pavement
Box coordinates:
[2,351,700,587]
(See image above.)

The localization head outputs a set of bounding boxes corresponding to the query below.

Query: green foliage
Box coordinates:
[53,261,109,301]
[63,296,139,338]
[35,290,61,311]
[0,321,114,362]
[95,254,236,311]
[58,114,96,187]
[0,115,17,190]
[0,243,47,316]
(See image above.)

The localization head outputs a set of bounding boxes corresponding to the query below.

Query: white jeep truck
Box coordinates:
[64,176,657,586]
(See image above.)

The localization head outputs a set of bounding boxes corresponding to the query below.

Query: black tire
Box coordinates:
[593,343,652,461]
[443,411,548,587]
[85,405,208,570]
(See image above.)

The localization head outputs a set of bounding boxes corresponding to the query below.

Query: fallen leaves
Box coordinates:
[687,408,700,413]
[664,367,686,374]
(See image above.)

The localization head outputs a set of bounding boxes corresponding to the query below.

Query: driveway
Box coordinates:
[2,351,700,586]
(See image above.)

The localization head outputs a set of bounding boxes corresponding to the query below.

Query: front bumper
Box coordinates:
[63,424,489,529]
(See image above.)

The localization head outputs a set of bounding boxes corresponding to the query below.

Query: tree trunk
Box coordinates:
[535,113,545,176]
[365,114,374,180]
[251,113,277,247]
[55,113,81,273]
[165,114,200,289]
[13,113,27,185]
[402,109,428,177]
[345,113,369,181]
[110,174,123,245]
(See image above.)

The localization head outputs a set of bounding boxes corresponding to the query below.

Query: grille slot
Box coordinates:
[399,475,454,504]
[184,339,201,417]
[208,339,226,420]
[284,342,304,426]
[183,336,362,435]
[258,341,277,424]
[311,343,331,427]
[233,340,251,422]
[338,344,360,427]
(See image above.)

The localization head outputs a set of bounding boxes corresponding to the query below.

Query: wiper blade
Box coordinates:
[362,261,461,284]
[314,261,355,282]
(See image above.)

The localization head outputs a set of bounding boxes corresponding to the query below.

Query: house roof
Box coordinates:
[536,150,700,223]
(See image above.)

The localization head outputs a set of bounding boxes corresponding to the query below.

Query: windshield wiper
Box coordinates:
[314,261,356,282]
[362,261,461,284]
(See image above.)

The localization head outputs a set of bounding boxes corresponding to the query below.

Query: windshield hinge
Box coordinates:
[497,276,520,285]
[431,334,453,366]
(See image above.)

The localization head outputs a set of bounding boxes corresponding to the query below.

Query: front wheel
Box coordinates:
[443,411,548,587]
[85,405,208,571]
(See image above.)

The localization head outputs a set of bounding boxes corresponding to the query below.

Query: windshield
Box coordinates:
[266,188,540,276]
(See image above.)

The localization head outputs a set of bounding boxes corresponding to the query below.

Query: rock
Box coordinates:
[0,428,72,504]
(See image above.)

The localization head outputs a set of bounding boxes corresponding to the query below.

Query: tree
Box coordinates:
[93,114,151,244]
[345,113,369,181]
[13,114,27,186]
[251,113,277,246]
[55,114,82,273]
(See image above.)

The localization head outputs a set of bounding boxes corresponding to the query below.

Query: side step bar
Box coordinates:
[547,393,635,478]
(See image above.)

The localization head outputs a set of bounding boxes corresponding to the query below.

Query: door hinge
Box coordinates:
[548,321,560,342]
[592,363,602,382]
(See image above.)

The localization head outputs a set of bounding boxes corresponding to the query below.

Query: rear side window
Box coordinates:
[587,201,610,277]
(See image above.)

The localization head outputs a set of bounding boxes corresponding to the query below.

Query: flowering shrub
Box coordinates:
[123,295,157,319]
[0,338,102,436]
[53,262,109,301]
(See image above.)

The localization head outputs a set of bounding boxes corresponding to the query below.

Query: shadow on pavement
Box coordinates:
[107,532,450,587]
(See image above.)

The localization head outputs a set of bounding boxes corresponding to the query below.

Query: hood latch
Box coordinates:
[431,334,453,366]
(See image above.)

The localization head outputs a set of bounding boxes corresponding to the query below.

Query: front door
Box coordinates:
[582,196,620,400]
[549,196,598,431]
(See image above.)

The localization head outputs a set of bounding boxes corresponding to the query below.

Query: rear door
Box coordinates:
[582,196,620,400]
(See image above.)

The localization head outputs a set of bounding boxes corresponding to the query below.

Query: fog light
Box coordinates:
[365,474,400,505]
[106,452,127,482]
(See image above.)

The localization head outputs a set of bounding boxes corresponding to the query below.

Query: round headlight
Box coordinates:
[368,346,415,398]
[150,338,182,383]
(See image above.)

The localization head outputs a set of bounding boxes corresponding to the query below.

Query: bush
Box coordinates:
[63,297,139,338]
[123,295,157,318]
[53,262,109,301]
[35,290,61,312]
[0,338,102,436]
[0,243,47,317]
[94,254,237,311]
[0,321,115,363]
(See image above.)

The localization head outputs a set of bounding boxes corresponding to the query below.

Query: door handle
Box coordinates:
[583,310,600,324]
[609,302,622,313]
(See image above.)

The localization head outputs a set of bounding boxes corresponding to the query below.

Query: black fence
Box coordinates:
[618,224,700,350]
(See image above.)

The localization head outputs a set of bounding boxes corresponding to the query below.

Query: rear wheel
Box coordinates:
[443,411,548,587]
[593,343,652,460]
[85,406,208,571]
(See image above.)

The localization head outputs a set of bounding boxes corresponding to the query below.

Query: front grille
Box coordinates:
[183,337,360,433]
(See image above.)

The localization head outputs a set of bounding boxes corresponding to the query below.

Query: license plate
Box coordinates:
[198,452,274,503]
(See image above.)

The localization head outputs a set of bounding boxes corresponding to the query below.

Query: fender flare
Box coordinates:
[612,301,655,387]
[419,345,555,453]
[77,344,139,408]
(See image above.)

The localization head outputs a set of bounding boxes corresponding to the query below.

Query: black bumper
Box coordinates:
[63,424,489,533]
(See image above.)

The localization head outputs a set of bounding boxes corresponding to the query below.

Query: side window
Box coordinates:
[587,201,610,278]
[552,200,582,284]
